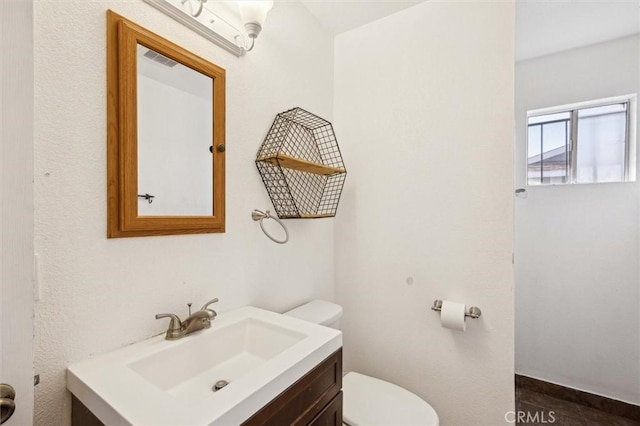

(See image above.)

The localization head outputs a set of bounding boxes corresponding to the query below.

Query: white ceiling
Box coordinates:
[298,0,640,61]
[298,0,426,35]
[516,0,640,62]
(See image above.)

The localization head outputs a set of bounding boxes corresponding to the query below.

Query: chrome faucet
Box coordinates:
[155,298,219,340]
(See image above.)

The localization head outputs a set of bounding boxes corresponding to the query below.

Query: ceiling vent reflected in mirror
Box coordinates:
[140,46,178,68]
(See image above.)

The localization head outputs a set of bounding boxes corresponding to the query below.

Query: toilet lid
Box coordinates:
[343,372,439,426]
[284,300,343,326]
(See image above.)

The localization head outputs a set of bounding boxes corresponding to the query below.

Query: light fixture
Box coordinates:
[143,0,273,57]
[237,0,274,51]
[181,0,207,17]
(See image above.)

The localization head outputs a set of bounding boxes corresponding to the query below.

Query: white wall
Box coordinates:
[1,0,35,424]
[333,1,515,425]
[33,1,334,424]
[515,35,640,404]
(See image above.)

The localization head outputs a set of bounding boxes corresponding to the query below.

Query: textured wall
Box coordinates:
[333,1,516,425]
[515,35,640,404]
[33,1,334,424]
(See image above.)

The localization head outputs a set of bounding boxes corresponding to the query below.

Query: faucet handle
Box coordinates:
[201,298,219,311]
[201,298,219,319]
[155,313,182,331]
[156,313,184,340]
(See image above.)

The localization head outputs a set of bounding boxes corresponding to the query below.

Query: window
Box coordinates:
[527,95,636,185]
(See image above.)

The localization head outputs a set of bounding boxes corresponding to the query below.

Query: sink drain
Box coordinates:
[212,380,229,392]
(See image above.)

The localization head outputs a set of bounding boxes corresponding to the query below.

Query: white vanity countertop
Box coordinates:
[67,306,342,425]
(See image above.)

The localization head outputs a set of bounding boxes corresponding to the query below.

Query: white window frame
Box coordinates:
[526,94,637,186]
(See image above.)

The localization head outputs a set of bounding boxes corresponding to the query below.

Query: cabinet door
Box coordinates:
[243,349,342,426]
[309,392,343,426]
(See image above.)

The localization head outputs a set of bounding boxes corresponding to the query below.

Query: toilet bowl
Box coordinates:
[285,300,439,426]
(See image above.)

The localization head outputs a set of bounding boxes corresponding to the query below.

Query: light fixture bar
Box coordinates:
[143,0,247,57]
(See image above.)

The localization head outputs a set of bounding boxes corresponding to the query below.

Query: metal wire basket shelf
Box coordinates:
[256,107,347,219]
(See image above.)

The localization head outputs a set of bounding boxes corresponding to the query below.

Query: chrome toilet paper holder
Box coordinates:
[431,299,482,319]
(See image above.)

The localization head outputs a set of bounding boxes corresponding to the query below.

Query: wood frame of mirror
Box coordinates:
[107,10,225,238]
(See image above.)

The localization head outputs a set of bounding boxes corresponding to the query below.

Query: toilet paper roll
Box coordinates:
[440,300,466,331]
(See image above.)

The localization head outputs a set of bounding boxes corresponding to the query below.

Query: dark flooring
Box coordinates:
[515,385,640,426]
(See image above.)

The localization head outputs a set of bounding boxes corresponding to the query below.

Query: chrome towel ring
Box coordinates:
[252,209,289,244]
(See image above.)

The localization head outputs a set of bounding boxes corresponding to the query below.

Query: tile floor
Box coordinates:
[515,386,640,426]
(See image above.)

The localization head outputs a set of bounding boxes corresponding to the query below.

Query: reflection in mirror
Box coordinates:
[136,44,213,216]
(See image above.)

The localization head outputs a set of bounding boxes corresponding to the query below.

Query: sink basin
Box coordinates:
[67,306,342,425]
[129,317,306,400]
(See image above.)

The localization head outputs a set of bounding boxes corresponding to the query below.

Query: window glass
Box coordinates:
[526,98,633,185]
[576,103,627,183]
[527,112,570,185]
[527,125,542,185]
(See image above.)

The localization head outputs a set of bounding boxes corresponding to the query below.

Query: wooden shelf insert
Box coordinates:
[279,213,335,219]
[257,154,345,176]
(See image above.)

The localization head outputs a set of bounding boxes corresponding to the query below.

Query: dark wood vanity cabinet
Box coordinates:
[71,396,104,426]
[242,349,342,426]
[72,348,342,426]
[307,391,343,426]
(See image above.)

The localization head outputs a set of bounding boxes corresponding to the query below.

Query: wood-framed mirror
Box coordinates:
[107,10,225,238]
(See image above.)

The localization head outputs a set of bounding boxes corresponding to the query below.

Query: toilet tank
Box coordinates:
[284,300,343,329]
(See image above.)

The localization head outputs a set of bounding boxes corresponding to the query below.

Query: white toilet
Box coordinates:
[285,300,439,426]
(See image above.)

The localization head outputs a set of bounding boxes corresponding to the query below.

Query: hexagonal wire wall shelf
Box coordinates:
[256,108,347,219]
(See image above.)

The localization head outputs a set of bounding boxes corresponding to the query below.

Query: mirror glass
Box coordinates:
[136,44,213,216]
